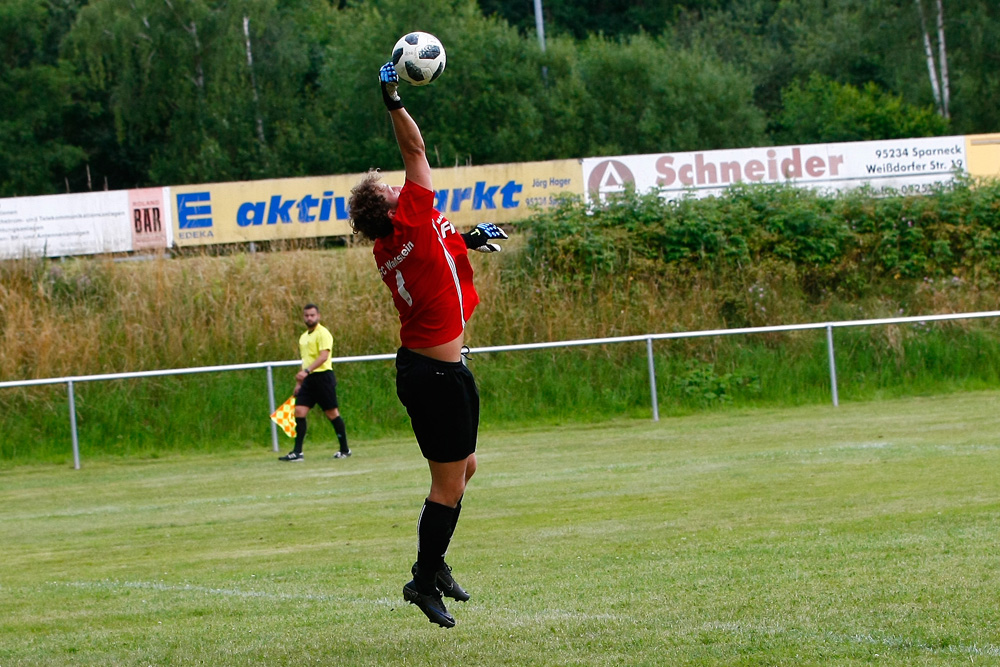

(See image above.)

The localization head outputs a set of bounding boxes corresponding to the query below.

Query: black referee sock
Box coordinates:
[293,418,307,454]
[415,499,456,593]
[329,415,349,452]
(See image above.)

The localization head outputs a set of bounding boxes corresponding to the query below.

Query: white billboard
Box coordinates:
[0,189,171,260]
[582,135,969,203]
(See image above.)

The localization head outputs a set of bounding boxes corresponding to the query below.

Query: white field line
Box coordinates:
[51,579,398,607]
[698,621,1000,658]
[842,632,1000,658]
[48,579,623,624]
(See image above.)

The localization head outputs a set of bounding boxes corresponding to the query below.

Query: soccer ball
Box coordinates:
[392,32,446,86]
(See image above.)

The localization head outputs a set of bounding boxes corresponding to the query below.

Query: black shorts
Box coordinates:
[395,347,479,463]
[296,370,339,411]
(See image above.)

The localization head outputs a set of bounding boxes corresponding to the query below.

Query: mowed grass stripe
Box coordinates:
[1,392,999,665]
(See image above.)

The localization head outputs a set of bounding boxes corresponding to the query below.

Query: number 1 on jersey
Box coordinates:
[395,269,413,307]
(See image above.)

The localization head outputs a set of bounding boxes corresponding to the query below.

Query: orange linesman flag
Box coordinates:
[270,396,297,438]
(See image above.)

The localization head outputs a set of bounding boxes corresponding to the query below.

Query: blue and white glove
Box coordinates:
[462,223,509,253]
[380,61,403,111]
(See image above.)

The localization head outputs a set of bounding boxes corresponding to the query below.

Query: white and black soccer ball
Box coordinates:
[392,32,446,86]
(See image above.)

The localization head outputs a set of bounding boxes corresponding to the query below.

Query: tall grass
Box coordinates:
[3,182,1000,464]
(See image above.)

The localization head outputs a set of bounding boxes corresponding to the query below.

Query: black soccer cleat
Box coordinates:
[278,451,304,462]
[436,562,470,602]
[332,450,351,459]
[411,561,470,602]
[403,580,455,628]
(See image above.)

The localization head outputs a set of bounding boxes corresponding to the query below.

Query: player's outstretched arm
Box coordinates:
[462,223,509,253]
[380,62,431,191]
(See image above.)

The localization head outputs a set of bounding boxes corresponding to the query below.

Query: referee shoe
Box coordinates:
[403,580,455,628]
[278,451,304,462]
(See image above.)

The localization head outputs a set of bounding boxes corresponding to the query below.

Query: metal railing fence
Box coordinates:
[2,310,999,469]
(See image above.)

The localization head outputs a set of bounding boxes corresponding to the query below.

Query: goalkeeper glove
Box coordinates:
[462,223,508,253]
[379,62,403,111]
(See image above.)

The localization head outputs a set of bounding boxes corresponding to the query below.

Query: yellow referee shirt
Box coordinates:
[299,324,334,372]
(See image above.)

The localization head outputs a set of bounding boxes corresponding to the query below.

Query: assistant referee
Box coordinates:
[278,303,350,462]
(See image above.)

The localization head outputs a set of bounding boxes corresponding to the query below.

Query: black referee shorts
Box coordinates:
[395,347,479,463]
[296,370,339,411]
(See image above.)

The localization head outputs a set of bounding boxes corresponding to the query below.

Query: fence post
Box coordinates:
[67,380,81,469]
[646,337,660,422]
[826,325,839,407]
[266,365,279,452]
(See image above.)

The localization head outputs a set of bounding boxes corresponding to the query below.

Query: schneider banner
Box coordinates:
[582,135,988,203]
[170,160,582,247]
[0,189,170,260]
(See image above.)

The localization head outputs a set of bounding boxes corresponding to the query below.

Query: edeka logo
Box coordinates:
[177,192,214,240]
[587,161,635,199]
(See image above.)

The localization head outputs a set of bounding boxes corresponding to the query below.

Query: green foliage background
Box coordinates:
[523,177,1000,293]
[3,0,996,196]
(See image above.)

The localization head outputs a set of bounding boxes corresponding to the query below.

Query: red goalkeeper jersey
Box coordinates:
[373,180,480,348]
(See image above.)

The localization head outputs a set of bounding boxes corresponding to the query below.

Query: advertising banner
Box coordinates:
[582,136,971,203]
[129,187,171,250]
[171,160,583,247]
[3,133,996,258]
[0,191,133,259]
[170,175,353,247]
[966,133,1000,180]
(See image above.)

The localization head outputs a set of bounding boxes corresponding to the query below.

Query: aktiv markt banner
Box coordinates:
[169,160,582,247]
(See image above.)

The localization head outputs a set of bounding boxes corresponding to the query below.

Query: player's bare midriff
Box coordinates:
[408,332,464,363]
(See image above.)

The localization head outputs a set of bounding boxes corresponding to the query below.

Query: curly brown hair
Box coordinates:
[349,170,394,241]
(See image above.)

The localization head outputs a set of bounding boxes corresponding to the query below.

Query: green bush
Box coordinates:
[523,177,1000,292]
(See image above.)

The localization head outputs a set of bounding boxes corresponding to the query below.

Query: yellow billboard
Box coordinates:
[966,133,1000,180]
[170,159,583,247]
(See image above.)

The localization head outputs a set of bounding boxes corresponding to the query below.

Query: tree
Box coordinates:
[0,0,86,196]
[476,0,728,40]
[567,32,767,156]
[915,0,950,118]
[677,0,999,137]
[772,73,949,145]
[5,0,993,198]
[64,0,336,187]
[946,0,1000,133]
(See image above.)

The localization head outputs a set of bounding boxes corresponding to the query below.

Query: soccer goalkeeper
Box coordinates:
[347,62,508,628]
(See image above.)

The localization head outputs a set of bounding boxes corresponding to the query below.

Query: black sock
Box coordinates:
[415,499,455,593]
[293,418,307,454]
[330,415,348,452]
[448,495,463,544]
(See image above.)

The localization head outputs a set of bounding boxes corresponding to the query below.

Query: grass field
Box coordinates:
[2,392,999,666]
